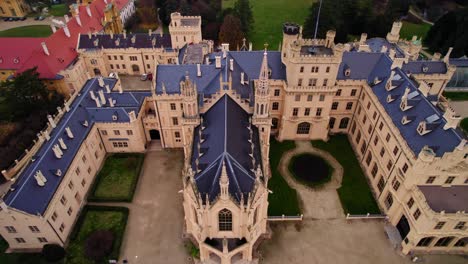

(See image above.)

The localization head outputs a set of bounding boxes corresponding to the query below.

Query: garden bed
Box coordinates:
[66,206,129,264]
[88,153,144,202]
[288,153,332,187]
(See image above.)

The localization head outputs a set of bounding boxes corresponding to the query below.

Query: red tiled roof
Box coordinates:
[1,0,129,79]
[0,38,46,70]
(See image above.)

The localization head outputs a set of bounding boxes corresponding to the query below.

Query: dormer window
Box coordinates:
[112,115,118,121]
[417,121,427,135]
[401,116,411,125]
[422,65,429,73]
[400,100,406,111]
[387,94,395,103]
[268,68,272,77]
[344,68,351,77]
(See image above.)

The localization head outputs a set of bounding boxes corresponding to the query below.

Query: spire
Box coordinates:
[220,160,229,200]
[258,44,269,90]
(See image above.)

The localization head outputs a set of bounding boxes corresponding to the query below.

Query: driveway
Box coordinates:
[0,17,54,31]
[119,148,188,263]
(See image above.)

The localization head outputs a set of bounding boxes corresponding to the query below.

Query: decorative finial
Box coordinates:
[264,43,268,54]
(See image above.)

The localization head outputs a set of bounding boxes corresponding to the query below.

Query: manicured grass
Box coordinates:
[223,0,316,50]
[0,237,60,264]
[400,21,431,41]
[461,118,468,134]
[443,91,468,101]
[311,135,380,214]
[50,4,68,17]
[89,153,145,202]
[268,138,301,216]
[66,206,128,264]
[0,25,52,37]
[288,153,332,187]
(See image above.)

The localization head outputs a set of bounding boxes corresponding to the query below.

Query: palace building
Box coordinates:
[0,14,466,264]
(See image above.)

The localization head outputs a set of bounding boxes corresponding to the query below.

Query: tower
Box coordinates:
[386,21,402,43]
[253,47,272,170]
[103,1,123,33]
[180,72,200,160]
[281,23,300,64]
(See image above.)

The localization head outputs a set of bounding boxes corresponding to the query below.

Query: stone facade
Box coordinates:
[0,0,29,17]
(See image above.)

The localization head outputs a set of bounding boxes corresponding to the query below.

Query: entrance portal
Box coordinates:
[396,214,410,239]
[149,129,160,140]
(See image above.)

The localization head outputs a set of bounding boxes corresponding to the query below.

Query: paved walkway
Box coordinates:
[278,141,344,219]
[93,147,188,263]
[0,17,54,31]
[449,101,468,118]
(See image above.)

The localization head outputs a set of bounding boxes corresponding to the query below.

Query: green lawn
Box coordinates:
[461,118,468,134]
[50,4,68,17]
[268,139,301,216]
[66,206,128,264]
[443,91,468,101]
[89,153,144,202]
[0,25,52,37]
[288,153,332,187]
[400,21,431,41]
[311,135,380,214]
[223,0,315,50]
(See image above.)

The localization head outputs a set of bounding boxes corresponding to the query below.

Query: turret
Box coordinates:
[180,72,198,118]
[386,21,402,43]
[254,47,270,118]
[325,30,336,48]
[281,23,300,64]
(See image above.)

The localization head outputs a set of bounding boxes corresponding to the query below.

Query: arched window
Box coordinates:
[434,237,455,247]
[260,104,264,115]
[417,237,435,247]
[339,117,350,129]
[272,118,279,129]
[454,237,467,247]
[218,209,232,231]
[132,64,140,73]
[329,117,336,129]
[297,122,310,134]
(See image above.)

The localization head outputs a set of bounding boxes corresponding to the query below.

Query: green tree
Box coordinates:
[0,67,63,120]
[219,15,245,49]
[234,0,253,34]
[425,8,468,57]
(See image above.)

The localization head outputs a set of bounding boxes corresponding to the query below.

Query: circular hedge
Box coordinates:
[288,153,333,187]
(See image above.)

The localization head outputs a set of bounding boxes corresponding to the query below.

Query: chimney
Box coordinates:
[110,31,114,39]
[94,96,101,108]
[58,138,67,150]
[108,97,115,107]
[88,31,92,39]
[41,42,50,56]
[229,59,233,71]
[98,76,105,87]
[86,4,92,17]
[98,89,106,105]
[215,56,221,69]
[241,72,245,85]
[432,52,441,61]
[443,47,453,63]
[105,84,111,93]
[64,25,70,38]
[360,33,367,44]
[197,63,201,77]
[205,57,210,65]
[47,114,56,128]
[76,13,82,26]
[123,30,127,39]
[148,29,152,36]
[249,42,252,51]
[64,14,69,23]
[50,24,56,33]
[65,126,74,139]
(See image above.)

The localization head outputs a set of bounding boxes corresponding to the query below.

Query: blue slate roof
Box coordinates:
[3,78,149,215]
[337,52,386,80]
[155,51,286,102]
[401,61,447,74]
[449,58,468,67]
[366,57,464,157]
[366,38,406,58]
[191,95,261,203]
[78,33,172,50]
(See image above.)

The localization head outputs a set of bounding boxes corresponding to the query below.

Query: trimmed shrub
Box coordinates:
[41,244,65,262]
[84,230,114,261]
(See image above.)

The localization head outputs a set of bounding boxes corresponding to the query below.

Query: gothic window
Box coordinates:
[297,122,310,135]
[339,117,349,129]
[218,209,232,231]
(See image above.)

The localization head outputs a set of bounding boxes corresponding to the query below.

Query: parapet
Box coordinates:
[283,23,300,35]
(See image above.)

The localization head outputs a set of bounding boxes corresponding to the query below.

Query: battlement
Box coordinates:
[283,22,300,35]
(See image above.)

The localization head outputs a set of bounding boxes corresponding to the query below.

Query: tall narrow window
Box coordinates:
[218,209,232,231]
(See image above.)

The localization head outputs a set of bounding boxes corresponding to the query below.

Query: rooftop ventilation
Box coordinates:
[55,169,62,177]
[82,120,89,127]
[34,170,47,187]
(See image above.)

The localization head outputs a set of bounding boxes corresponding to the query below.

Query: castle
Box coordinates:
[0,11,466,264]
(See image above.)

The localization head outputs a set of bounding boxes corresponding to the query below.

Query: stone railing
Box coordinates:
[267,214,303,222]
[346,213,388,220]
